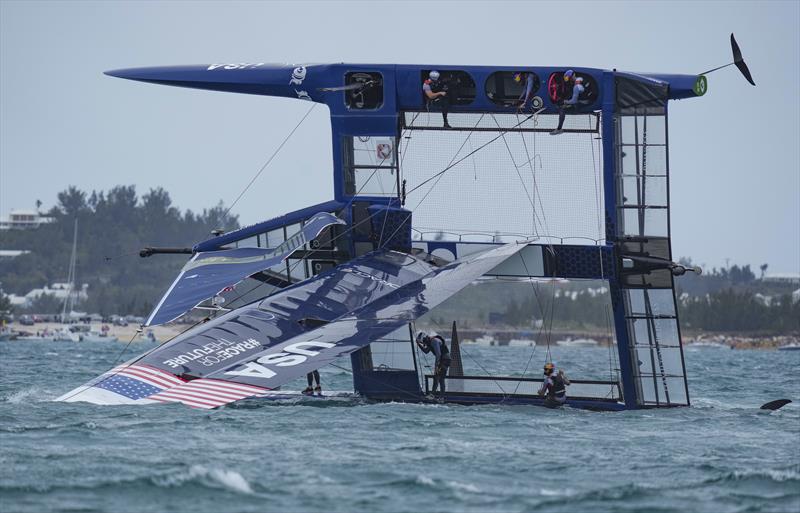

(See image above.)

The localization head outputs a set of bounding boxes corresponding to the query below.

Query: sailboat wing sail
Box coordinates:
[57,249,437,407]
[145,212,345,326]
[58,242,524,408]
[205,242,526,391]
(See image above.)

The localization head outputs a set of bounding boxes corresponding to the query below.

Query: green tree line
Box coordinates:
[0,185,238,316]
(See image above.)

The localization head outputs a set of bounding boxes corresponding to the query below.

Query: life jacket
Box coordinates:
[430,335,451,361]
[549,373,566,399]
[548,74,575,103]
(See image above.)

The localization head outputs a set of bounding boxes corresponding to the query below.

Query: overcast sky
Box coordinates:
[1,1,798,273]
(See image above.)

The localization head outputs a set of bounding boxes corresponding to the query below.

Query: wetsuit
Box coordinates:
[517,73,536,109]
[423,79,451,127]
[420,336,451,394]
[305,370,320,392]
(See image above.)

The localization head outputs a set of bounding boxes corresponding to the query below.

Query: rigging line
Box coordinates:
[211,148,406,319]
[375,115,487,253]
[490,114,537,228]
[223,102,318,219]
[327,361,431,402]
[542,276,557,363]
[604,304,617,398]
[515,113,539,236]
[510,254,558,395]
[589,115,604,241]
[221,153,392,308]
[376,178,399,248]
[281,151,392,278]
[426,317,510,401]
[406,113,534,196]
[513,113,553,243]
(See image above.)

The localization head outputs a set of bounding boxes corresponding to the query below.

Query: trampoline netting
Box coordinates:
[399,112,605,244]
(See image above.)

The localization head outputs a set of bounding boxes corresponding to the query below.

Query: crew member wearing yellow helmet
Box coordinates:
[538,362,570,407]
[514,71,536,111]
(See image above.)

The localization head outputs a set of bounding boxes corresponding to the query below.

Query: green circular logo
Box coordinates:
[693,75,708,96]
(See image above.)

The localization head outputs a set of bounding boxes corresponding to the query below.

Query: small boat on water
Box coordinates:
[556,338,598,348]
[16,326,80,342]
[507,339,536,347]
[689,341,729,349]
[463,334,497,346]
[777,343,800,351]
[70,324,118,342]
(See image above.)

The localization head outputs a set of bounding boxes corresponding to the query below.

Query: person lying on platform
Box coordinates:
[302,370,321,395]
[538,362,570,407]
[514,72,537,112]
[550,70,585,135]
[416,331,452,397]
[423,70,452,129]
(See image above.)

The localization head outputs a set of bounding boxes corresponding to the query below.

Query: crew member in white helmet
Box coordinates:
[422,70,452,128]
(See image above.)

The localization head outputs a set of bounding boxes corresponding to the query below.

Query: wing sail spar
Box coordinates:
[145,212,345,326]
[57,242,525,408]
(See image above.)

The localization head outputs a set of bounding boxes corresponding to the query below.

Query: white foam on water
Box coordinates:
[191,465,254,494]
[732,467,800,483]
[444,480,480,493]
[541,487,577,497]
[5,387,46,404]
[415,475,435,487]
[154,465,254,494]
[415,475,479,493]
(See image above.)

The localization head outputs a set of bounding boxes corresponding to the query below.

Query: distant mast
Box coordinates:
[60,218,78,322]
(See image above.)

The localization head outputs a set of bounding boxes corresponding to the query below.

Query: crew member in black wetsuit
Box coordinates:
[423,70,452,128]
[303,370,321,395]
[538,362,570,407]
[416,331,452,396]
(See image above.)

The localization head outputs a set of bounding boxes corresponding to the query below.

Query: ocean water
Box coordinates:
[1,341,798,513]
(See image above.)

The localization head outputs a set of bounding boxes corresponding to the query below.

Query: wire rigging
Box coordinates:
[223,103,318,219]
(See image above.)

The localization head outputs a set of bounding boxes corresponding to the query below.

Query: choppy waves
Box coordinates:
[1,342,798,513]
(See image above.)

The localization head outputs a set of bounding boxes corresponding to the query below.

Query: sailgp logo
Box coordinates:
[225,341,336,380]
[342,268,400,289]
[289,66,311,101]
[289,66,307,85]
[207,63,265,71]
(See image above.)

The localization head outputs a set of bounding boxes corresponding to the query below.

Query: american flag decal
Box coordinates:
[148,378,268,409]
[105,364,186,389]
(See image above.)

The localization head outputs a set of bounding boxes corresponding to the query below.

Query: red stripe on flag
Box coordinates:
[117,368,180,390]
[131,365,186,385]
[149,395,218,409]
[149,391,221,408]
[195,379,268,394]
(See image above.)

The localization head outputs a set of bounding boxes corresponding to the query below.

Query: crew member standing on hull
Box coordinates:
[423,70,452,129]
[303,370,321,395]
[538,362,570,407]
[416,332,452,397]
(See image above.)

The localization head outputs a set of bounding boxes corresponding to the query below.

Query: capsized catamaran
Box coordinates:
[58,35,756,411]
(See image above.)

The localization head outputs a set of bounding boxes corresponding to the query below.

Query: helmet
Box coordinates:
[544,362,555,375]
[575,76,584,84]
[513,72,523,83]
[429,70,440,81]
[564,69,575,80]
[416,331,428,344]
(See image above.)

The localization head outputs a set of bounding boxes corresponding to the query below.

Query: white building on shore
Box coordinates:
[0,209,54,230]
[7,282,89,308]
